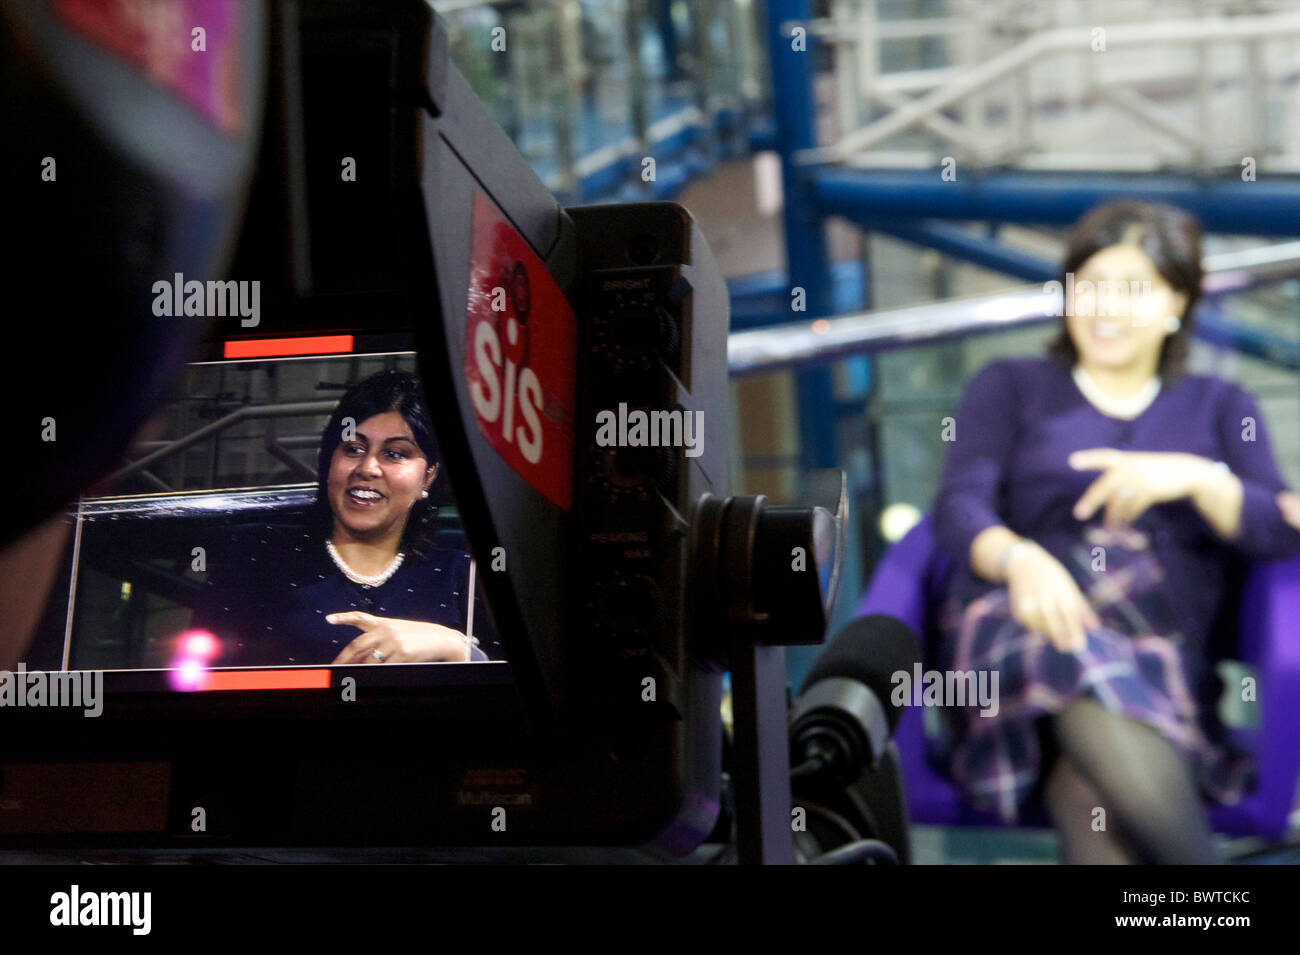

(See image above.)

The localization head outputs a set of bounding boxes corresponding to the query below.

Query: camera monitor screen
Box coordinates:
[28,349,507,695]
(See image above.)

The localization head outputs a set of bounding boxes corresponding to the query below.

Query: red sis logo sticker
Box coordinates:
[464,193,576,511]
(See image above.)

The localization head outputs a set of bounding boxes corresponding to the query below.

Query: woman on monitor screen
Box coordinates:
[193,369,485,665]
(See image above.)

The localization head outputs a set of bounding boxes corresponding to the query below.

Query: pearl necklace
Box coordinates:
[1072,365,1161,420]
[325,540,404,587]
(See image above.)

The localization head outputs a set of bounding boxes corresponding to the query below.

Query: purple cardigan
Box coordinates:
[933,356,1300,665]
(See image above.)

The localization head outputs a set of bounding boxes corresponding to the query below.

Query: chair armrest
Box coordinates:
[856,517,935,633]
[1234,555,1300,832]
[1237,555,1300,672]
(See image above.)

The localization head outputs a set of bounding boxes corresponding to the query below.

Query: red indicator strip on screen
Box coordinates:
[224,335,354,359]
[202,670,332,691]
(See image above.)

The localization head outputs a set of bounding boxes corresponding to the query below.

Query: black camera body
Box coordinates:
[2,0,736,855]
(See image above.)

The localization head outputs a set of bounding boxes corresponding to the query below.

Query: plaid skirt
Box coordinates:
[936,526,1255,823]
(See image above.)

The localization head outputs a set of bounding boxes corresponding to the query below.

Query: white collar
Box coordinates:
[1072,365,1161,420]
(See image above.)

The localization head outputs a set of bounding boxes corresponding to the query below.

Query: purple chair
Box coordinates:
[856,515,1300,838]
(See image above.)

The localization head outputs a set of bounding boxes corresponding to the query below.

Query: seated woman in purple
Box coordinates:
[933,200,1300,863]
[194,370,486,665]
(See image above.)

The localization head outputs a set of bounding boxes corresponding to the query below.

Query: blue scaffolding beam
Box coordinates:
[807,169,1300,237]
[838,216,1059,283]
[765,0,841,472]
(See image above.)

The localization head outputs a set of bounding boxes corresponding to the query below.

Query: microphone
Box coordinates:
[789,614,922,786]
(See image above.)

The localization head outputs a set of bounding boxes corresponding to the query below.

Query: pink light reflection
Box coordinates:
[169,658,210,692]
[167,629,221,691]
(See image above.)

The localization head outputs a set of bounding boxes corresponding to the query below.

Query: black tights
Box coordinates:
[1041,697,1219,864]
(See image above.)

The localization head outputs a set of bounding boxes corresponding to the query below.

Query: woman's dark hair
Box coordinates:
[310,369,441,557]
[1047,200,1203,382]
